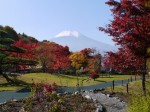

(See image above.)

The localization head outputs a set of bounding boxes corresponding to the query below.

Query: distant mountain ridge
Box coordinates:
[51,30,118,54]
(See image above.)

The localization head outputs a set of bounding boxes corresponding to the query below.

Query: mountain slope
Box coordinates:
[51,30,117,53]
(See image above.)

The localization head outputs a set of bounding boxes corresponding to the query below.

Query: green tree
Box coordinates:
[0,30,37,82]
[2,26,19,41]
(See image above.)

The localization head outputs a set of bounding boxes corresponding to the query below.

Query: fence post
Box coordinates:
[112,80,114,90]
[122,80,123,86]
[126,83,129,93]
[131,76,132,82]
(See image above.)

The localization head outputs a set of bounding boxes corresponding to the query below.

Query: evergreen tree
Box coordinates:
[0,30,37,82]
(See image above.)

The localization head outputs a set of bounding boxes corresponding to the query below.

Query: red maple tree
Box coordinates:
[52,44,70,72]
[99,0,150,95]
[35,42,70,73]
[103,48,143,74]
[12,39,37,60]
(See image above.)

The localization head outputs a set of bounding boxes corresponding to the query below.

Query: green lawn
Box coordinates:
[105,78,150,96]
[0,73,138,91]
[104,79,150,112]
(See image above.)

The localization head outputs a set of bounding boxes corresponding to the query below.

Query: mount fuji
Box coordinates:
[51,30,118,53]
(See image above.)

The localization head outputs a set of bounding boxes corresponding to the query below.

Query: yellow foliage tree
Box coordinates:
[69,52,86,69]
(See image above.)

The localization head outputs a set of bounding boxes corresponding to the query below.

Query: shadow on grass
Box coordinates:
[57,74,83,80]
[94,80,107,83]
[0,78,32,88]
[99,76,115,78]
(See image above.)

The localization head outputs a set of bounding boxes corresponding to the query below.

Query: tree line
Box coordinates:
[0,25,102,82]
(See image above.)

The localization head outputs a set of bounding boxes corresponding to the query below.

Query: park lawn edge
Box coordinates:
[0,73,139,91]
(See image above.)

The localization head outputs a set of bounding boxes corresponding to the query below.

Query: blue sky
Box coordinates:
[0,0,115,45]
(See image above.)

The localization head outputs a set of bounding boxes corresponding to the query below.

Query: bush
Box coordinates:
[31,82,57,97]
[89,72,99,80]
[22,94,96,112]
[64,69,75,75]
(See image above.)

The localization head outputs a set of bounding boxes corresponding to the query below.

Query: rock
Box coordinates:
[106,94,110,97]
[84,95,91,99]
[12,99,17,101]
[109,94,113,97]
[90,90,93,92]
[100,88,105,91]
[93,89,101,93]
[96,105,105,112]
[64,92,68,94]
[81,90,85,93]
[106,94,113,97]
[82,91,127,112]
[93,98,97,102]
[74,91,79,95]
[19,107,26,112]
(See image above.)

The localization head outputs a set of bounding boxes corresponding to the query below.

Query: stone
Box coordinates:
[81,90,85,93]
[100,88,105,91]
[90,90,93,92]
[106,94,110,97]
[93,98,97,102]
[74,91,79,95]
[96,105,105,112]
[84,95,91,99]
[12,99,17,101]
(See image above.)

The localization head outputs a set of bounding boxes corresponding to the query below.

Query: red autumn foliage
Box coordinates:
[99,0,150,57]
[89,72,99,80]
[103,48,143,74]
[35,42,70,72]
[12,39,37,60]
[52,45,70,71]
[100,0,150,94]
[33,82,57,97]
[80,48,93,58]
[35,42,55,72]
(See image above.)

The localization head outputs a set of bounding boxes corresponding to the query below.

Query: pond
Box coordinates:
[0,91,30,104]
[0,78,140,104]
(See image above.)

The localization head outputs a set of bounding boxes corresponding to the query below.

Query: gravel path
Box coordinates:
[82,91,127,112]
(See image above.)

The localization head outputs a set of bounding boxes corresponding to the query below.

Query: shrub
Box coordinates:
[31,82,57,97]
[22,94,96,112]
[89,72,99,80]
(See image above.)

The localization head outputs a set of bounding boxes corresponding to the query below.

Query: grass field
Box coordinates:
[104,79,150,112]
[105,78,150,95]
[0,73,139,91]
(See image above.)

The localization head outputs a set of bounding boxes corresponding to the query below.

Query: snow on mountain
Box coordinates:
[51,30,118,54]
[55,30,80,38]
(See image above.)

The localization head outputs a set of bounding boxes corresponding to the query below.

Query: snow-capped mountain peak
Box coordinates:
[51,30,118,53]
[55,30,81,38]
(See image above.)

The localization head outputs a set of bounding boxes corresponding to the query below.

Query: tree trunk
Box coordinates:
[142,72,146,95]
[1,73,13,83]
[142,57,147,95]
[0,65,3,75]
[42,64,46,73]
[0,65,13,83]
